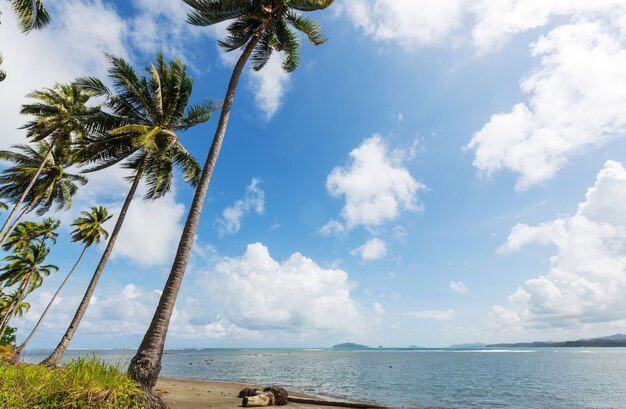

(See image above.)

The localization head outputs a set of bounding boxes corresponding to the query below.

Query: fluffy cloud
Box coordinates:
[110,192,186,267]
[449,281,469,294]
[0,0,130,149]
[15,284,160,337]
[337,0,626,54]
[248,52,291,120]
[471,0,626,53]
[337,0,466,49]
[492,161,626,330]
[324,135,424,232]
[468,18,626,190]
[15,283,249,342]
[351,237,387,261]
[217,178,265,236]
[405,309,456,321]
[200,243,362,333]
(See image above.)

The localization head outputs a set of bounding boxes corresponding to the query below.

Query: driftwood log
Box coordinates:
[288,397,388,408]
[239,386,288,407]
[239,385,388,408]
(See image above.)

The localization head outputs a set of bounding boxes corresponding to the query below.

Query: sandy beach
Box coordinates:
[155,377,367,409]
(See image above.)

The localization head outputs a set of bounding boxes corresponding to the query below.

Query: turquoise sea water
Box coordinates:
[23,348,626,408]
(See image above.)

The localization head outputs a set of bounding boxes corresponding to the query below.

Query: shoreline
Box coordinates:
[155,376,384,409]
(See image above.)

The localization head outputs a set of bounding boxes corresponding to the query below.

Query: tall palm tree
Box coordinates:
[0,242,56,339]
[2,218,59,252]
[15,206,111,355]
[41,53,214,367]
[5,0,51,32]
[0,84,95,242]
[128,0,333,397]
[0,142,87,247]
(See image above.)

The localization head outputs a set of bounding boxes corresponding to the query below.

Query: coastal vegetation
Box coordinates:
[0,355,144,408]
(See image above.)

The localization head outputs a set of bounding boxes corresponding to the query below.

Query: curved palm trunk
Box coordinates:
[15,244,89,355]
[0,137,58,244]
[41,158,146,367]
[128,34,262,394]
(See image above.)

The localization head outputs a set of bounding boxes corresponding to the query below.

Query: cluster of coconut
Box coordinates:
[238,385,289,407]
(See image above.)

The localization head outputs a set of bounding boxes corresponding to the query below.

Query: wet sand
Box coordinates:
[155,377,360,409]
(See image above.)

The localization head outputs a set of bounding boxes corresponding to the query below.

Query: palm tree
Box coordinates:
[0,242,57,339]
[15,206,111,355]
[41,53,214,367]
[5,0,51,33]
[0,84,96,243]
[128,0,333,397]
[0,142,87,247]
[0,291,30,336]
[2,218,59,252]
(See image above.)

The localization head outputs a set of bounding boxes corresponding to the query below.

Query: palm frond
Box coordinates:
[285,10,326,45]
[183,0,252,26]
[10,0,51,33]
[287,0,334,12]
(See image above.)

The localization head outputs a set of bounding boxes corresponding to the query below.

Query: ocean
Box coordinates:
[23,348,626,408]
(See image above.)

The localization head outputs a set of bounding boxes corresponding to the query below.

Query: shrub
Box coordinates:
[0,355,144,408]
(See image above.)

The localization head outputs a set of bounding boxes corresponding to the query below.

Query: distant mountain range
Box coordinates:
[487,334,626,348]
[333,335,626,350]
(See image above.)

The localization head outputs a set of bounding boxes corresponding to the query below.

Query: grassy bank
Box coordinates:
[0,353,144,408]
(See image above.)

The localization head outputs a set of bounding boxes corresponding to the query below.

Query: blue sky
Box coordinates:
[2,0,626,349]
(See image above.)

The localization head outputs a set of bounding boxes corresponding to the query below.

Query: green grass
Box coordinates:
[0,354,144,408]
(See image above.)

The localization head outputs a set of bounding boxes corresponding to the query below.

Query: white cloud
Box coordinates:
[468,17,626,190]
[405,309,456,321]
[0,0,130,149]
[337,0,466,49]
[449,281,469,294]
[217,178,265,236]
[16,283,160,336]
[111,192,186,267]
[248,52,291,120]
[15,282,251,341]
[492,160,626,331]
[199,242,362,333]
[471,0,626,53]
[324,135,425,232]
[351,237,387,261]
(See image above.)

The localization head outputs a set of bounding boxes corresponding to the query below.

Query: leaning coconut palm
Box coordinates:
[0,83,96,242]
[128,0,333,399]
[15,207,111,355]
[0,242,56,339]
[2,218,59,252]
[0,142,87,247]
[41,53,214,367]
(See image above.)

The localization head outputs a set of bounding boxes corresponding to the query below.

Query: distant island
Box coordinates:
[488,334,626,348]
[332,343,369,349]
